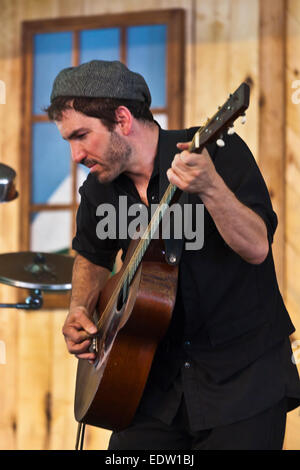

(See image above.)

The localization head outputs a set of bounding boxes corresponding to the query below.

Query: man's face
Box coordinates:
[56,108,132,184]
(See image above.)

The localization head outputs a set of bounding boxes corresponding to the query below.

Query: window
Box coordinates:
[21,10,185,307]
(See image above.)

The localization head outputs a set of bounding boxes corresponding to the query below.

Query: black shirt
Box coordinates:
[73,125,300,430]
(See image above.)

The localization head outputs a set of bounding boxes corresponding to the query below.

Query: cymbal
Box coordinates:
[0,163,18,203]
[0,252,74,291]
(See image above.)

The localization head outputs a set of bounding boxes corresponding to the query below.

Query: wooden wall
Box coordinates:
[0,0,299,450]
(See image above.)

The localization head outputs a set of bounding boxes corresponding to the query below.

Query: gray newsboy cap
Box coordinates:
[50,60,152,107]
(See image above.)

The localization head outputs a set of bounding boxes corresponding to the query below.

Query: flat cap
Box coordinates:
[50,60,151,107]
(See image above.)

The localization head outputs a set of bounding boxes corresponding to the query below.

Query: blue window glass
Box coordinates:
[127,25,166,108]
[32,122,71,204]
[33,32,72,115]
[79,28,120,64]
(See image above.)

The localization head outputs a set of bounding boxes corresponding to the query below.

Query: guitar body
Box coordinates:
[74,238,178,431]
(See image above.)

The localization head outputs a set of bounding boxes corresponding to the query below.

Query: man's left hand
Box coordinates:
[166,141,219,197]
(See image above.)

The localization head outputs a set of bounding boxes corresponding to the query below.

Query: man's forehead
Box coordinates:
[56,109,95,137]
[58,107,84,123]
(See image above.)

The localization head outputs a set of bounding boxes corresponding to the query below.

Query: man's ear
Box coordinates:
[115,106,132,136]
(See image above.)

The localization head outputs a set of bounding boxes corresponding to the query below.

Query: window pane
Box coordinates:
[33,32,72,115]
[79,28,120,63]
[32,122,71,204]
[127,25,167,108]
[76,165,89,203]
[30,210,72,253]
[153,113,168,129]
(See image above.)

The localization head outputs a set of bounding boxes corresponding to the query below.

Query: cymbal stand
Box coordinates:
[0,289,43,310]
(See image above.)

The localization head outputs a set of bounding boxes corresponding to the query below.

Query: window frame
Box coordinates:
[21,9,185,308]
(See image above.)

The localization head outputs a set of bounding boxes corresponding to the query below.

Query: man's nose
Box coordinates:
[70,142,86,164]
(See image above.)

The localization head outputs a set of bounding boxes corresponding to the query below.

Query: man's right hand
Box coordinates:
[62,306,98,361]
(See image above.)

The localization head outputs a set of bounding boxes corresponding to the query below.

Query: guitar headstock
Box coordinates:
[189,82,250,153]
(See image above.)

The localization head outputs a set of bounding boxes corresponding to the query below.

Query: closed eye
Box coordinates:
[63,128,90,141]
[76,133,87,140]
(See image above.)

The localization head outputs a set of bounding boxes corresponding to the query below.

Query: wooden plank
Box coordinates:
[258,0,286,293]
[30,204,73,211]
[167,9,185,129]
[0,304,18,450]
[16,310,52,449]
[284,0,300,450]
[48,311,78,450]
[22,8,183,33]
[0,0,23,450]
[20,24,34,252]
[120,26,127,65]
[32,115,49,122]
[193,0,259,156]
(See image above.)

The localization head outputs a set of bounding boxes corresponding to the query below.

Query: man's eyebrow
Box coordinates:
[63,128,88,140]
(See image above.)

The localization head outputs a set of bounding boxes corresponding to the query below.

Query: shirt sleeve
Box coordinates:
[213,132,278,244]
[72,180,119,271]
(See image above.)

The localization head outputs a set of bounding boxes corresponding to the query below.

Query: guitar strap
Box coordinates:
[158,128,190,266]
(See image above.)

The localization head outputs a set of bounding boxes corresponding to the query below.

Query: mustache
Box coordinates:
[80,157,98,168]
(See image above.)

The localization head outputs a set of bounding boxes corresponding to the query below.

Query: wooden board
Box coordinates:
[284,0,300,451]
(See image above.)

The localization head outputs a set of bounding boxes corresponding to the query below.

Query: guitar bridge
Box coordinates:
[92,337,98,354]
[89,337,98,354]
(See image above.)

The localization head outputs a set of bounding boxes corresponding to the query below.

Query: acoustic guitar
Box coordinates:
[74,82,250,432]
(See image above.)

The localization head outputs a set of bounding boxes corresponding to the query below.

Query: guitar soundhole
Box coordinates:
[103,314,120,353]
[116,284,128,312]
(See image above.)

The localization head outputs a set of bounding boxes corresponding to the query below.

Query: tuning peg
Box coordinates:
[227,126,235,135]
[241,113,247,125]
[216,138,225,147]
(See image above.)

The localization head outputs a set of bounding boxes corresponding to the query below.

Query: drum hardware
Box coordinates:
[0,289,43,310]
[0,167,74,309]
[0,251,74,310]
[0,163,18,203]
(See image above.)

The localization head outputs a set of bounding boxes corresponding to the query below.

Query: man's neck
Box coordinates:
[124,121,159,188]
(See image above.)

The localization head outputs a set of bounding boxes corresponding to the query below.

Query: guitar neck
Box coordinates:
[127,182,179,282]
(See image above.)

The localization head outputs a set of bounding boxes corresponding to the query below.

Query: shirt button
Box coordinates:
[184,361,191,369]
[151,195,155,201]
[184,340,191,347]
